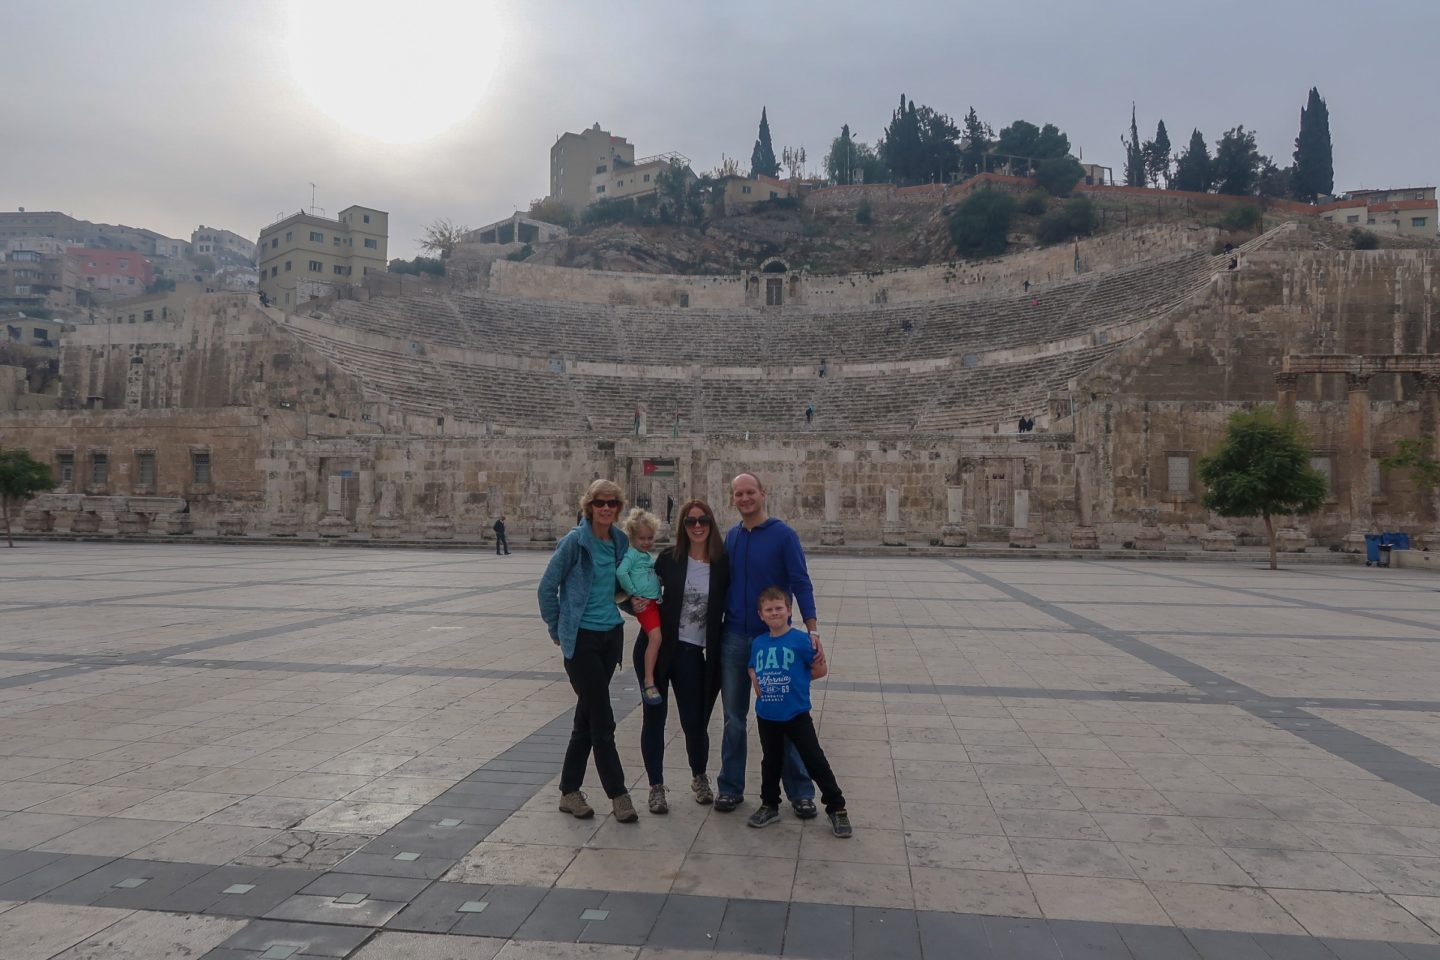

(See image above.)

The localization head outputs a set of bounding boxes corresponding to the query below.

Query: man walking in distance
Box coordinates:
[494,515,510,556]
[714,472,821,818]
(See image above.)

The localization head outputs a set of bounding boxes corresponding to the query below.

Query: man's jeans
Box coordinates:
[717,630,814,802]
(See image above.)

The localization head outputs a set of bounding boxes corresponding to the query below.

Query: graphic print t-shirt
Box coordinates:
[676,560,710,647]
[750,627,814,721]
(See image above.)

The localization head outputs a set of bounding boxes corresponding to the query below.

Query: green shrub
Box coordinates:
[1350,227,1379,250]
[1036,197,1097,244]
[505,243,534,262]
[1220,204,1262,232]
[947,190,1015,258]
[1033,156,1085,197]
[1019,191,1048,216]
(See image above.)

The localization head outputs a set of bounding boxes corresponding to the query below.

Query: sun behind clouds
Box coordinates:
[286,0,503,144]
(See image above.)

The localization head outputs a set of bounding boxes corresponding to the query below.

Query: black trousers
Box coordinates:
[496,532,509,555]
[633,637,709,786]
[560,625,627,798]
[757,711,845,814]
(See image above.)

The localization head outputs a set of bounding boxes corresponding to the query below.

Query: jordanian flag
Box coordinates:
[642,459,676,477]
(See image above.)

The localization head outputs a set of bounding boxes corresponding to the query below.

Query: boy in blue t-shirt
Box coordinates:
[746,586,852,837]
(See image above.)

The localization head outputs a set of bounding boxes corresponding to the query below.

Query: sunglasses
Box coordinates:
[682,515,712,528]
[591,499,622,509]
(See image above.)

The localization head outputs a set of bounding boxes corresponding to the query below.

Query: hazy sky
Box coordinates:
[3,0,1435,259]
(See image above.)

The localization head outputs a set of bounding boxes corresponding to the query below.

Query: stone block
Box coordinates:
[70,511,100,534]
[371,518,403,540]
[1070,526,1099,550]
[269,515,298,537]
[317,515,353,538]
[116,512,150,536]
[1131,526,1166,550]
[163,513,193,536]
[1008,528,1036,548]
[1275,528,1308,552]
[820,522,845,546]
[940,522,967,547]
[21,509,54,533]
[529,518,555,542]
[881,521,906,546]
[1341,530,1368,554]
[217,514,247,537]
[424,516,455,540]
[1200,531,1237,552]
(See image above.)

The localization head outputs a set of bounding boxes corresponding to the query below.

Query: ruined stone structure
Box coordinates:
[2,221,1436,547]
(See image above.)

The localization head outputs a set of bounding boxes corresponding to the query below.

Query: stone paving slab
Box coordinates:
[3,543,1440,957]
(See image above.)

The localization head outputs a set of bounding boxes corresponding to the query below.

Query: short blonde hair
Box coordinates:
[621,507,660,537]
[579,479,624,521]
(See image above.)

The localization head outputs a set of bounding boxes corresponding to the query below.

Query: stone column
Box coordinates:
[1070,453,1098,550]
[1342,372,1373,553]
[372,480,403,539]
[1009,489,1035,548]
[881,487,906,546]
[318,476,354,538]
[820,480,845,545]
[1275,371,1299,416]
[530,494,556,542]
[1132,506,1165,551]
[941,483,967,547]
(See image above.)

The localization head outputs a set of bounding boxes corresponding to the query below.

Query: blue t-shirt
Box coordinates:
[750,627,814,721]
[579,533,623,630]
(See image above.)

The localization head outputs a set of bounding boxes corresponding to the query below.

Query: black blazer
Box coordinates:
[641,547,730,717]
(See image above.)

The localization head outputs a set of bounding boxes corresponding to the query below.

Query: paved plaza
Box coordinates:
[2,543,1440,957]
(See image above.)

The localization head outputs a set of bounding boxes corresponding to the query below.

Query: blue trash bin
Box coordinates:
[1386,532,1411,551]
[1364,533,1383,565]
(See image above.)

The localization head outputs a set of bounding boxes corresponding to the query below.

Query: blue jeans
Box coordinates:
[717,630,814,802]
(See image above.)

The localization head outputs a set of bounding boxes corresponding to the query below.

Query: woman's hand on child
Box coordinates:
[631,597,650,612]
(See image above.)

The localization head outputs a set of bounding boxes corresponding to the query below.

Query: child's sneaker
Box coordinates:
[829,809,853,838]
[642,684,663,706]
[747,804,780,828]
[648,784,669,815]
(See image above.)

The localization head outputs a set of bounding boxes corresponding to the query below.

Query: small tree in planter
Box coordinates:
[0,449,55,548]
[1198,408,1327,570]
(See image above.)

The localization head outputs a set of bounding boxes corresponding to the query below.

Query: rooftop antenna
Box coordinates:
[308,183,325,217]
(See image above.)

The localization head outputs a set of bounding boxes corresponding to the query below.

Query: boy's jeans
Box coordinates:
[716,630,815,802]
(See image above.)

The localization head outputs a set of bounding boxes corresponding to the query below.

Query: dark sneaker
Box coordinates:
[713,794,741,813]
[829,809,853,838]
[612,793,639,823]
[558,791,594,819]
[747,804,781,828]
[691,774,714,805]
[792,798,818,820]
[648,784,669,815]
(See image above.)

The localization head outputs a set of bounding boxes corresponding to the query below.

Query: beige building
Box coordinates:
[549,124,636,211]
[718,174,790,214]
[256,205,388,308]
[1319,187,1437,238]
[192,225,255,262]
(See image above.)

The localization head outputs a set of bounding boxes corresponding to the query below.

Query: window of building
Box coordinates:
[285,231,292,242]
[91,452,108,486]
[270,266,278,277]
[766,277,784,306]
[135,452,155,490]
[284,260,292,272]
[770,191,779,200]
[679,293,690,307]
[741,185,752,194]
[13,285,29,295]
[596,185,605,194]
[142,309,153,321]
[333,236,341,246]
[363,214,370,224]
[192,451,212,485]
[310,231,323,242]
[1166,454,1191,495]
[56,452,74,485]
[1346,215,1360,224]
[271,238,278,249]
[127,277,135,285]
[117,259,129,269]
[1367,218,1376,225]
[643,173,651,182]
[363,238,377,248]
[596,164,607,174]
[308,260,322,272]
[333,265,346,275]
[1413,217,1429,228]
[615,180,623,187]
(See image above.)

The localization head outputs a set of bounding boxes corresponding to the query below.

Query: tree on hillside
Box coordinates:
[947,189,1015,258]
[1213,126,1263,196]
[528,197,575,227]
[1034,157,1085,197]
[750,107,779,178]
[655,160,706,225]
[1292,87,1334,202]
[881,95,960,185]
[0,449,55,548]
[1257,159,1294,200]
[959,107,992,178]
[780,145,807,180]
[826,125,857,185]
[1171,128,1213,192]
[993,120,1070,176]
[418,218,470,259]
[1037,196,1098,244]
[712,154,742,178]
[1144,120,1172,188]
[1198,408,1328,571]
[1121,105,1147,187]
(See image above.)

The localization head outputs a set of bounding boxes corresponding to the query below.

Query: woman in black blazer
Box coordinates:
[630,498,729,815]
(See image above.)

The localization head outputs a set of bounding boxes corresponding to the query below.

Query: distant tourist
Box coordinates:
[1023,279,1031,293]
[1224,241,1235,254]
[805,404,814,424]
[746,586,851,837]
[493,514,510,556]
[618,508,665,709]
[630,499,729,814]
[1228,257,1239,271]
[714,473,821,819]
[818,358,828,378]
[537,480,638,824]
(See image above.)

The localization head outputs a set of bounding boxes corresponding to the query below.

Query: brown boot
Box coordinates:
[612,792,639,823]
[558,791,594,819]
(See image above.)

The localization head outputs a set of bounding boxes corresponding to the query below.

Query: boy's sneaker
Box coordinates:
[648,784,669,815]
[829,809,854,838]
[558,791,594,819]
[641,684,663,706]
[792,798,818,820]
[612,793,639,823]
[747,804,781,829]
[691,774,714,805]
[713,794,741,812]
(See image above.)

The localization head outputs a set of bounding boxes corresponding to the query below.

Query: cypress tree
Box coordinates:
[1121,104,1146,187]
[1146,120,1171,187]
[1172,128,1213,193]
[750,107,778,178]
[1292,87,1333,202]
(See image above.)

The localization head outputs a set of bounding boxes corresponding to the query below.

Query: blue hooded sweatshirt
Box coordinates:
[723,516,817,637]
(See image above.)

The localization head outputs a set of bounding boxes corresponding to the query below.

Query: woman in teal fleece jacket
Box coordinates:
[537,479,638,823]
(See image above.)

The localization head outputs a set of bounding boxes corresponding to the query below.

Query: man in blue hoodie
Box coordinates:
[714,472,824,816]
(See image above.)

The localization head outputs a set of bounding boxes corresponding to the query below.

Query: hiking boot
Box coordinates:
[747,804,781,828]
[648,784,669,815]
[829,809,854,838]
[558,791,594,819]
[691,774,714,805]
[612,793,639,823]
[713,794,741,813]
[792,798,818,819]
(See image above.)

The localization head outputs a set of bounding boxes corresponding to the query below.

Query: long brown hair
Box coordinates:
[671,498,726,564]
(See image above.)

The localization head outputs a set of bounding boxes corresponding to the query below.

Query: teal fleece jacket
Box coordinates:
[538,521,630,659]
